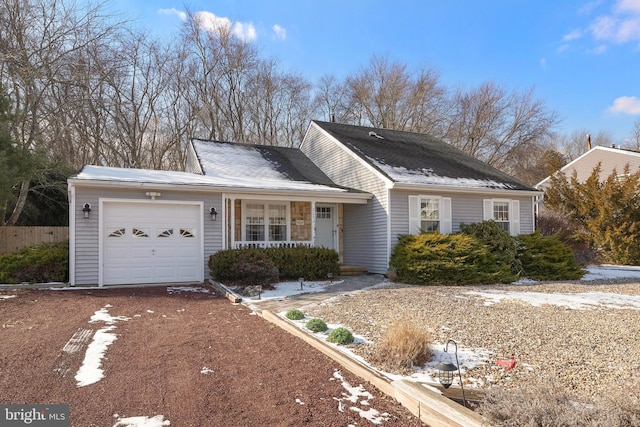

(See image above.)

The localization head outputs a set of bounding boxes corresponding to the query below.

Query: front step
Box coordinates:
[339,265,368,276]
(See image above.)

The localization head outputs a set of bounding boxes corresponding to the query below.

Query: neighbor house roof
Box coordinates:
[536,145,640,189]
[311,120,537,192]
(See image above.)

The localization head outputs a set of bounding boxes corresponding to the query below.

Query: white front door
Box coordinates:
[315,204,336,250]
[101,201,203,285]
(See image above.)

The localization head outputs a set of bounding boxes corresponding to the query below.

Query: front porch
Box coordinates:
[223,197,344,261]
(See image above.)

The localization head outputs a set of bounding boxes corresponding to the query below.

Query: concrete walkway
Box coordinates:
[243,274,388,313]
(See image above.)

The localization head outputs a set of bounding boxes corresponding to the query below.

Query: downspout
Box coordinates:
[68,183,76,287]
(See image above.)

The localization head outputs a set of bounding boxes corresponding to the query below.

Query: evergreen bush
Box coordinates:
[209,246,340,283]
[285,309,305,321]
[327,327,354,345]
[389,232,516,285]
[233,250,280,287]
[0,241,68,284]
[544,164,640,265]
[517,232,584,280]
[460,220,523,277]
[305,318,328,333]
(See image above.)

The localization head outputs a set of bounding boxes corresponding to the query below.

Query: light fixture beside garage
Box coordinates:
[145,191,161,200]
[209,207,218,221]
[82,203,92,219]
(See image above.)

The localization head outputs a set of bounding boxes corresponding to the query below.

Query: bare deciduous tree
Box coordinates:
[343,55,448,134]
[443,81,559,171]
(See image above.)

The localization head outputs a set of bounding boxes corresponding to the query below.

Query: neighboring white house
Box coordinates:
[68,120,541,287]
[536,145,640,189]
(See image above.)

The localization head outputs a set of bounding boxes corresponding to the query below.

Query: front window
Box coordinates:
[246,203,265,241]
[421,198,440,232]
[244,202,288,242]
[493,201,510,232]
[269,205,287,241]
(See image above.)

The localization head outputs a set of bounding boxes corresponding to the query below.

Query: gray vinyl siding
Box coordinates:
[302,124,391,273]
[389,190,535,248]
[72,186,223,285]
[184,142,203,174]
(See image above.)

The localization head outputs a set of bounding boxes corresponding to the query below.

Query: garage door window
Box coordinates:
[133,228,150,238]
[157,228,174,237]
[108,228,126,238]
[180,228,195,238]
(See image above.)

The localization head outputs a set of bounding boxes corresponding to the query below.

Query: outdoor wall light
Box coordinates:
[434,339,467,407]
[82,203,92,219]
[209,207,218,221]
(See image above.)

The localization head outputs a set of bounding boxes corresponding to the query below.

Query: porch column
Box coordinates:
[230,197,236,249]
[311,200,316,247]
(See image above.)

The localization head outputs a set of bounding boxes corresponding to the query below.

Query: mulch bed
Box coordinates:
[0,285,421,426]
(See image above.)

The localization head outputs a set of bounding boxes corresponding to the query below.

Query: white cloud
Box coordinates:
[158,8,187,21]
[616,0,640,13]
[273,24,287,40]
[563,29,583,41]
[607,95,640,114]
[232,21,257,42]
[588,0,640,43]
[193,11,256,42]
[539,58,546,68]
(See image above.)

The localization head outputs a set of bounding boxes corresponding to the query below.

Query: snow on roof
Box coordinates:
[72,165,351,193]
[370,162,518,189]
[193,139,288,181]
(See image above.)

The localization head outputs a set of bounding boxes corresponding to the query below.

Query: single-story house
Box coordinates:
[68,120,541,287]
[536,145,640,189]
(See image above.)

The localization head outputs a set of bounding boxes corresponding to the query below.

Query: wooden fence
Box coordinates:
[0,226,69,255]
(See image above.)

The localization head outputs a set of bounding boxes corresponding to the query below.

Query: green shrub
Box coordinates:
[517,232,584,280]
[389,232,516,285]
[0,241,68,284]
[285,309,305,321]
[305,318,328,332]
[233,250,279,287]
[209,246,340,284]
[327,327,354,345]
[460,220,523,277]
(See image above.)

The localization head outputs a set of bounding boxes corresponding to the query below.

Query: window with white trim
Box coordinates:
[408,195,452,234]
[483,199,520,235]
[492,201,510,232]
[243,202,289,242]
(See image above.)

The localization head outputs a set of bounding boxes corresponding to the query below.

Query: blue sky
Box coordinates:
[110,0,640,145]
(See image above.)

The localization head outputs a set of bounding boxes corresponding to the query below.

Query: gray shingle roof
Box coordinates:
[313,120,535,191]
[191,138,363,192]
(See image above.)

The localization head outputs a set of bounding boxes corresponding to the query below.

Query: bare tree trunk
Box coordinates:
[3,180,29,226]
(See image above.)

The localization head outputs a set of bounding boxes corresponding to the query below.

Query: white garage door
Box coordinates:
[102,202,202,285]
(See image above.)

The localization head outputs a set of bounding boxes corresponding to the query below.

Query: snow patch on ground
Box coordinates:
[76,305,129,387]
[112,414,170,427]
[332,370,389,425]
[0,295,16,299]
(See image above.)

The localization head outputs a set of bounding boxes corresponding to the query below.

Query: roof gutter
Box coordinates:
[67,178,372,203]
[391,182,543,197]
